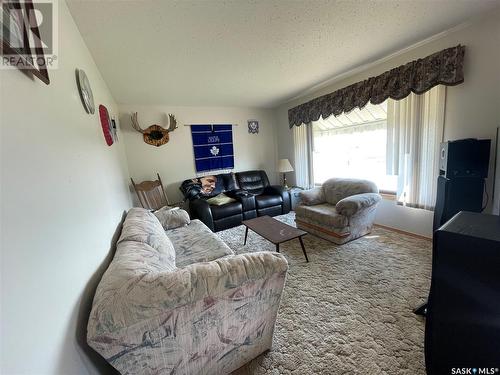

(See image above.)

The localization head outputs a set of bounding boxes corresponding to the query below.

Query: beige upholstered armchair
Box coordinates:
[295,178,381,244]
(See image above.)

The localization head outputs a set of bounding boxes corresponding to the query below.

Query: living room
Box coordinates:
[1,1,500,374]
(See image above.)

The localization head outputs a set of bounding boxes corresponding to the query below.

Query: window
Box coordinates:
[312,101,397,193]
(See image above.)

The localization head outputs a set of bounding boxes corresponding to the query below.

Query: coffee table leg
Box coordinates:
[276,243,280,253]
[244,227,249,245]
[299,236,309,262]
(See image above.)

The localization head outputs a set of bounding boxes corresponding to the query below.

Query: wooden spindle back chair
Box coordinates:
[131,173,170,210]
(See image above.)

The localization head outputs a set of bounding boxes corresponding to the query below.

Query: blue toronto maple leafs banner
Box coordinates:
[190,124,234,173]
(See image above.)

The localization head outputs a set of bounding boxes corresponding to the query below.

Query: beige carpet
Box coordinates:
[217,212,432,375]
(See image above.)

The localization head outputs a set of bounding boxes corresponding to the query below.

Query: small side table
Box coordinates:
[288,187,304,211]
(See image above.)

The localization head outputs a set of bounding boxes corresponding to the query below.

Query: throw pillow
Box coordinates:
[154,206,190,230]
[206,193,236,206]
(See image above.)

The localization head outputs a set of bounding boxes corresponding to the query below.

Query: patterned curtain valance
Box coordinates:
[288,45,465,128]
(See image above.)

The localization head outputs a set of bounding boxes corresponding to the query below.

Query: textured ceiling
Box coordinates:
[67,0,500,108]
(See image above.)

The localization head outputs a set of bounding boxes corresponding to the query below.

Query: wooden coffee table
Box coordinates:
[242,216,309,262]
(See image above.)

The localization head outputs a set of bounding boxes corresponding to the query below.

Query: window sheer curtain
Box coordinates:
[293,123,314,189]
[386,85,446,210]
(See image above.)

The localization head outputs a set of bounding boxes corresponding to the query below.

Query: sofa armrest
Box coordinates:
[335,193,382,217]
[182,252,288,300]
[91,252,288,332]
[226,190,256,211]
[299,187,325,206]
[263,185,291,213]
[263,185,285,195]
[189,198,214,231]
[87,252,289,371]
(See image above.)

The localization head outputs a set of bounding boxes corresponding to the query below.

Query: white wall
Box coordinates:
[0,1,131,374]
[274,9,500,238]
[118,105,279,204]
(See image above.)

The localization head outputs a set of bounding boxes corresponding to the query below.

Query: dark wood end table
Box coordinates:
[242,215,309,262]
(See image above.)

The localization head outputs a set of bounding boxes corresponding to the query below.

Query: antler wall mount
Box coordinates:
[131,112,178,147]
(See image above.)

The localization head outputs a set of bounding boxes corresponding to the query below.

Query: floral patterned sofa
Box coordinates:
[295,178,381,244]
[87,208,288,374]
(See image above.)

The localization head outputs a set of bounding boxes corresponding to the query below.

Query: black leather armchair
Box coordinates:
[179,170,290,232]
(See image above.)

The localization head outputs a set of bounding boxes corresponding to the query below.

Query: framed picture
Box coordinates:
[248,119,259,134]
[0,0,50,84]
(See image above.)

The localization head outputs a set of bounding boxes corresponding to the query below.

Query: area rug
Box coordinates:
[217,212,432,375]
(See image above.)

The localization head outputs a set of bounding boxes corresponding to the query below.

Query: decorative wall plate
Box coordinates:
[99,105,114,146]
[76,69,95,114]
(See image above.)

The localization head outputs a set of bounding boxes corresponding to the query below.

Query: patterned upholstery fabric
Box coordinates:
[295,204,348,228]
[296,178,381,245]
[322,178,378,205]
[336,193,382,217]
[154,206,190,230]
[118,207,176,268]
[299,187,325,206]
[167,219,234,267]
[87,208,288,374]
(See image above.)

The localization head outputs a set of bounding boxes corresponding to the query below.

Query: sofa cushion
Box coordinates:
[213,213,243,232]
[89,240,178,329]
[119,208,176,268]
[154,206,190,229]
[121,207,163,230]
[257,205,282,217]
[118,240,177,274]
[210,201,242,220]
[167,219,234,267]
[323,178,379,205]
[295,203,349,228]
[220,172,239,191]
[119,211,165,246]
[255,195,282,209]
[236,170,270,195]
[299,187,325,206]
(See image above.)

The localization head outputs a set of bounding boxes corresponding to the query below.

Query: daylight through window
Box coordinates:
[312,101,397,193]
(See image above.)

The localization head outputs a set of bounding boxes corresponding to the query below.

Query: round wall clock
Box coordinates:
[76,69,95,114]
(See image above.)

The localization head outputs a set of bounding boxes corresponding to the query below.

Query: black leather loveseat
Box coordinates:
[179,170,290,232]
